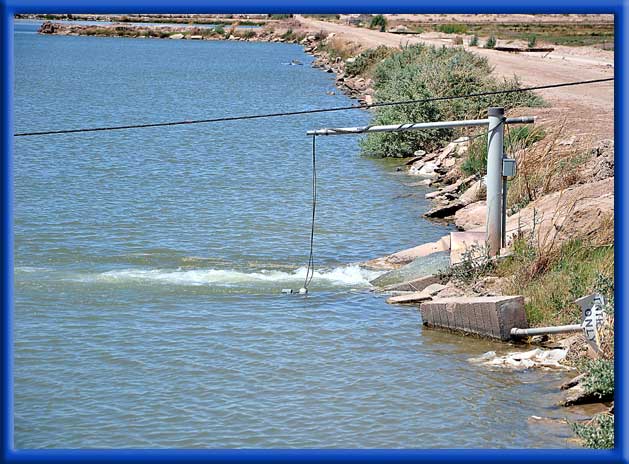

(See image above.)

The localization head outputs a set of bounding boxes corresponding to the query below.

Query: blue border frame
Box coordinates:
[1,1,625,462]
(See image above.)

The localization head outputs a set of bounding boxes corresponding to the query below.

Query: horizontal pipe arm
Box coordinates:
[307,116,535,136]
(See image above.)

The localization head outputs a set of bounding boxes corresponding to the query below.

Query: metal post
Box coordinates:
[486,107,505,256]
[501,168,508,249]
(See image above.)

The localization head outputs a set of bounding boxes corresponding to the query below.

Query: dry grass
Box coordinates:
[507,120,588,213]
[320,37,364,60]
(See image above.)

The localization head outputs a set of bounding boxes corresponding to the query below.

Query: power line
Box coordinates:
[14,77,613,138]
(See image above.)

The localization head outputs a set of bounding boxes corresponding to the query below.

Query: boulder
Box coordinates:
[454,200,486,230]
[459,179,485,205]
[169,33,184,39]
[362,235,451,270]
[424,200,465,219]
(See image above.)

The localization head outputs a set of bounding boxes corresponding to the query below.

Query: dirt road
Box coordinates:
[296,16,614,139]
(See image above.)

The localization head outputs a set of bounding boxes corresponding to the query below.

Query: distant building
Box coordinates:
[342,14,373,26]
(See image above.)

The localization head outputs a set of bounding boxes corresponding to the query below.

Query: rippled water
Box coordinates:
[14,21,576,448]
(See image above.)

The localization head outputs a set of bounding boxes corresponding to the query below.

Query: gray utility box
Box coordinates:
[502,157,517,177]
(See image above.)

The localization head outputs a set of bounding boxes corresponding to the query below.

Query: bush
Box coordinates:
[580,359,614,399]
[436,23,468,34]
[345,45,393,77]
[268,14,293,20]
[370,14,387,32]
[214,25,225,35]
[572,414,614,449]
[453,36,463,45]
[469,35,479,46]
[359,44,544,157]
[485,35,497,48]
[527,34,537,48]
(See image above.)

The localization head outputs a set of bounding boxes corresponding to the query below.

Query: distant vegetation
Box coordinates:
[484,35,497,48]
[370,14,387,32]
[436,23,468,34]
[360,44,544,157]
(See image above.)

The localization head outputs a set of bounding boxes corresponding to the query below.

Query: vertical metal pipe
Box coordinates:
[486,107,504,256]
[502,172,508,249]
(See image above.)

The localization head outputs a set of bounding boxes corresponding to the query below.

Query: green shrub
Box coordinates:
[360,44,544,157]
[436,23,468,34]
[580,359,614,399]
[572,414,614,449]
[345,45,393,77]
[214,25,225,35]
[485,35,497,48]
[268,14,292,20]
[527,34,537,48]
[469,35,479,46]
[370,14,387,32]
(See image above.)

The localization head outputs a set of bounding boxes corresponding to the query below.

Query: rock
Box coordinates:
[500,177,614,247]
[560,383,602,407]
[404,155,425,166]
[560,373,587,390]
[454,201,486,230]
[471,348,568,369]
[189,35,203,40]
[386,283,447,305]
[417,162,439,178]
[459,179,485,206]
[424,200,465,219]
[169,33,184,39]
[362,235,451,270]
[443,158,456,168]
[435,283,467,299]
[38,21,62,34]
[413,149,427,158]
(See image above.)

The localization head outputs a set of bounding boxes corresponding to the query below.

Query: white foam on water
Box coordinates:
[85,265,383,288]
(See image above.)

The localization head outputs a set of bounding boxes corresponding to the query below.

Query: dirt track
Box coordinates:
[296,16,614,140]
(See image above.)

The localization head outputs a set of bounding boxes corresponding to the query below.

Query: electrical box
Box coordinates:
[502,158,517,177]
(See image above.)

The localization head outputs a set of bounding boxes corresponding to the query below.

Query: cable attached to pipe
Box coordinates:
[301,134,317,294]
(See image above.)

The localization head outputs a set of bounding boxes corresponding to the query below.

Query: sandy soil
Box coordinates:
[296,15,614,140]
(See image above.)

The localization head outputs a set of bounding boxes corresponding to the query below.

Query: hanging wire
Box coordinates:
[302,134,317,292]
[13,78,613,137]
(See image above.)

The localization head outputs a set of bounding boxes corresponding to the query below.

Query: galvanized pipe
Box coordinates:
[306,116,534,136]
[486,108,505,256]
[510,324,583,337]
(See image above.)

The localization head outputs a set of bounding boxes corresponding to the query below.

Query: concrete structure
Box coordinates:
[419,296,527,341]
[382,274,441,292]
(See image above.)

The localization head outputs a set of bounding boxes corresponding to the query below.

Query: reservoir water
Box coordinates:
[14,21,576,448]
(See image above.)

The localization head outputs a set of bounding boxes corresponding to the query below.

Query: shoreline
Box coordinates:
[32,19,615,445]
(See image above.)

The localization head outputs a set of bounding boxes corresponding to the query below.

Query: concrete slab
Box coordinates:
[382,274,440,292]
[386,283,446,305]
[420,296,528,341]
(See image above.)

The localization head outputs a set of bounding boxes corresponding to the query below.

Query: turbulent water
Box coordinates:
[13,20,577,449]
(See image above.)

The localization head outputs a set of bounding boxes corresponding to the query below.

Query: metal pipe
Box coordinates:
[306,116,535,136]
[486,108,504,256]
[510,324,583,337]
[501,173,508,249]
